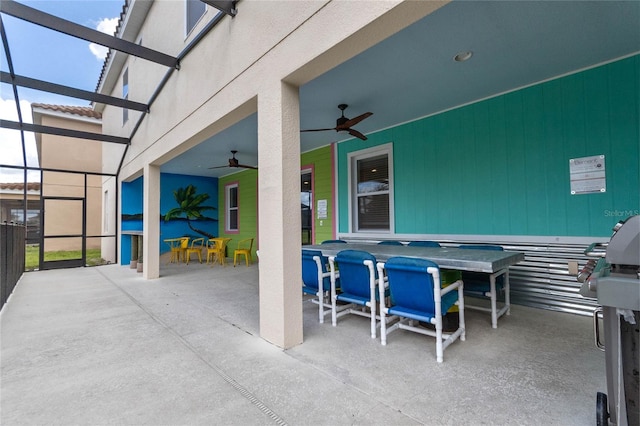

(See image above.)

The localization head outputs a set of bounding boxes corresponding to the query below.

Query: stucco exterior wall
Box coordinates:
[37,113,103,251]
[103,1,445,180]
[99,0,448,348]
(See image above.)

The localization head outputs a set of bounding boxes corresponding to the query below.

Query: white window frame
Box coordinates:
[225,182,239,233]
[347,143,394,234]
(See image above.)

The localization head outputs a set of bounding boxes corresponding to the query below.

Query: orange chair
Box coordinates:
[233,238,254,267]
[185,238,205,264]
[207,238,231,266]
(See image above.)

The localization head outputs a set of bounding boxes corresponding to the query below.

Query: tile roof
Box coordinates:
[31,103,102,120]
[0,182,41,191]
[96,0,129,92]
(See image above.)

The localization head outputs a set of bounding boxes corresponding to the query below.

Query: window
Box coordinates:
[10,208,39,225]
[186,0,206,35]
[122,68,129,124]
[226,183,239,232]
[350,144,393,232]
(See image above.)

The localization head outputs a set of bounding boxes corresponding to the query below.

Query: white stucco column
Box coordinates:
[143,163,160,279]
[257,81,303,348]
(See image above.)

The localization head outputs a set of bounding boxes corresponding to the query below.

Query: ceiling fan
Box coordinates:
[209,150,257,170]
[301,104,373,140]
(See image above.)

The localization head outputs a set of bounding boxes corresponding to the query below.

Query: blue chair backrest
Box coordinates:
[459,244,503,251]
[302,249,330,292]
[408,240,441,247]
[335,250,377,299]
[378,240,404,246]
[321,239,347,244]
[384,257,439,312]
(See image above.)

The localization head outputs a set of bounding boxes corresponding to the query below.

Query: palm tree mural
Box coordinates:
[164,185,217,239]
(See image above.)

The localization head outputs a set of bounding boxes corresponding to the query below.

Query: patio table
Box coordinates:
[305,242,525,328]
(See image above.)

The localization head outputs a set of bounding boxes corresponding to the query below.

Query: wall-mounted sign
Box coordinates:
[569,155,606,195]
[317,199,327,219]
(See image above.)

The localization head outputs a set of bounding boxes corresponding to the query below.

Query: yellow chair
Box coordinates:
[185,238,205,264]
[178,237,190,262]
[206,238,231,266]
[233,237,254,267]
[164,238,184,264]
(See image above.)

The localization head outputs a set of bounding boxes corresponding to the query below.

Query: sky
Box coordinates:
[1,0,123,182]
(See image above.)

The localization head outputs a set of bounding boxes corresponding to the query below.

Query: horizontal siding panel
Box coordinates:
[502,241,597,316]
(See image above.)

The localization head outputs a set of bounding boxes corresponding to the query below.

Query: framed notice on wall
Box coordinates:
[569,155,606,195]
[317,199,327,219]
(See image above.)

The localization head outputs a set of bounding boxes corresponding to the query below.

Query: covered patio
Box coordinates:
[1,264,604,424]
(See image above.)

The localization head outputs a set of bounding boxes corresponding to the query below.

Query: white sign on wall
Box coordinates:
[317,199,327,219]
[569,155,606,195]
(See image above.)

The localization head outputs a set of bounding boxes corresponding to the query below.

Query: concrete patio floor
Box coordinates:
[1,259,605,425]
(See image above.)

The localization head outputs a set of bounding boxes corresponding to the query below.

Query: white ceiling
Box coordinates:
[161,0,640,178]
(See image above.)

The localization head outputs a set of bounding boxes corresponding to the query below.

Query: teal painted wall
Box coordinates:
[338,56,639,237]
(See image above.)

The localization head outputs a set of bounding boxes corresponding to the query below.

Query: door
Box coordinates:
[40,197,85,270]
[301,171,312,245]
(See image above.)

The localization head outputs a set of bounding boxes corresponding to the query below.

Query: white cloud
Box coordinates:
[89,17,119,61]
[0,97,40,183]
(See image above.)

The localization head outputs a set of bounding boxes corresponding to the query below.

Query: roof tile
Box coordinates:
[32,103,102,119]
[0,182,41,191]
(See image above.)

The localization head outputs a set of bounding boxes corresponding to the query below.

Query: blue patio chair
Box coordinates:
[329,249,387,338]
[459,244,509,328]
[377,257,465,363]
[321,239,347,244]
[302,249,337,323]
[407,240,441,247]
[377,240,404,246]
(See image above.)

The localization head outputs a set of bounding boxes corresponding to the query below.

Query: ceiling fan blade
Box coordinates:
[300,128,336,132]
[237,164,258,170]
[339,112,373,129]
[347,128,368,140]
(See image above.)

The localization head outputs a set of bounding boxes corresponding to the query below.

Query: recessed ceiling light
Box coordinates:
[454,51,473,62]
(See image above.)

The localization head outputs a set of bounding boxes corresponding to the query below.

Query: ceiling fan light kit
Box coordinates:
[301,104,373,141]
[453,50,473,62]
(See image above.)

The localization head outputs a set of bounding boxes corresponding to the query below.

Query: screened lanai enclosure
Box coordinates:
[0,0,235,273]
[1,0,638,319]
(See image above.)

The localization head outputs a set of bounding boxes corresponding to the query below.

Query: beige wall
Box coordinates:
[37,112,103,251]
[100,0,448,348]
[100,176,117,264]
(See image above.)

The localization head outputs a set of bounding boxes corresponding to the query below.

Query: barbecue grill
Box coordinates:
[579,215,639,426]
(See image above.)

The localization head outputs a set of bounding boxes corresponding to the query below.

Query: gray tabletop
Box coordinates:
[304,243,525,273]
